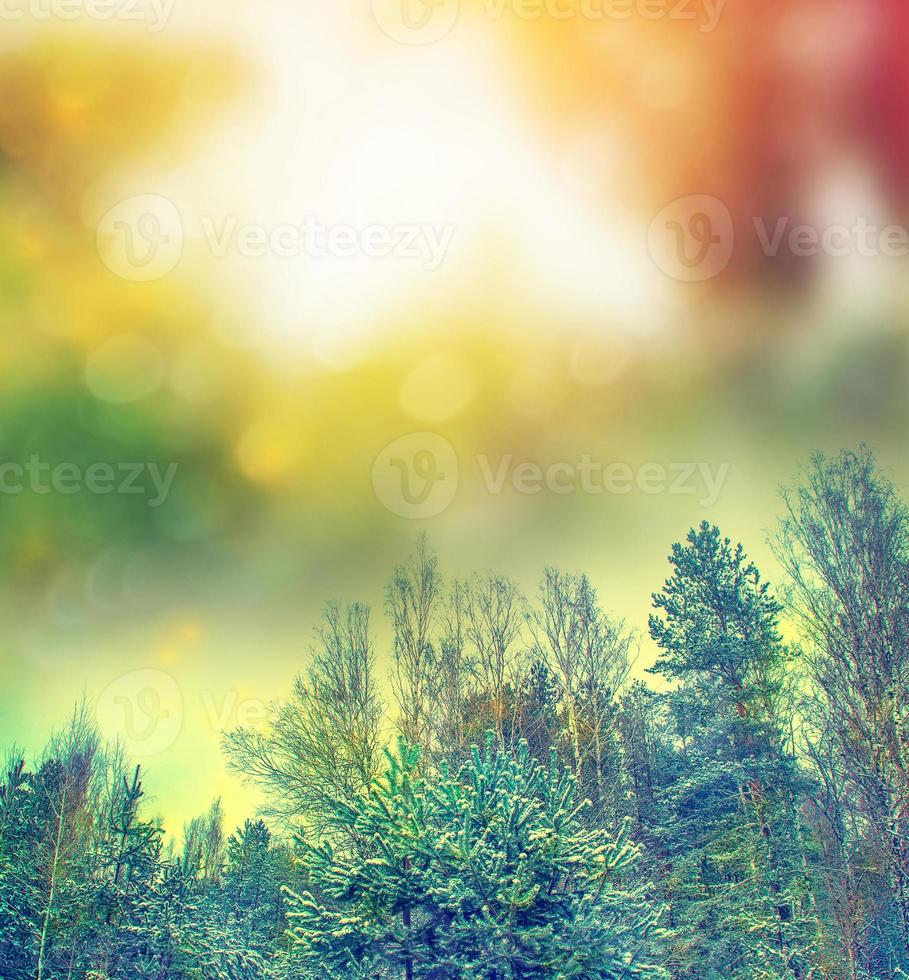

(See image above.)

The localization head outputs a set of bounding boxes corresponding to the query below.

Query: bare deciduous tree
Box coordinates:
[224,601,384,833]
[775,448,909,948]
[386,534,443,751]
[532,568,634,822]
[434,578,473,757]
[463,572,527,748]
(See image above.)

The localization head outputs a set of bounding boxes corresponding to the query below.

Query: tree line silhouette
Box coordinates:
[2,448,908,978]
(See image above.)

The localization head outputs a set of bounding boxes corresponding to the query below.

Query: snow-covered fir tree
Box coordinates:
[285,737,667,978]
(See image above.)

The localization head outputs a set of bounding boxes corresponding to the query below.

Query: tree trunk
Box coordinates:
[37,785,67,980]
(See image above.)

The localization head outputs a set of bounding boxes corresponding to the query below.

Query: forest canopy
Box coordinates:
[2,447,908,979]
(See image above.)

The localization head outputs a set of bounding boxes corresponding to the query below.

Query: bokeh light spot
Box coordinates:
[84,335,166,403]
[571,334,632,388]
[235,417,302,484]
[400,354,476,422]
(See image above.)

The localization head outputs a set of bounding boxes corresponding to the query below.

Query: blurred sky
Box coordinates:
[1,0,909,833]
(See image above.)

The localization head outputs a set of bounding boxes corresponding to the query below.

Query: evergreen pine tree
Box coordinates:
[649,522,817,979]
[286,737,667,978]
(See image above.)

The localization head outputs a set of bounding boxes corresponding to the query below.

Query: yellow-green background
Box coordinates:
[2,0,908,832]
